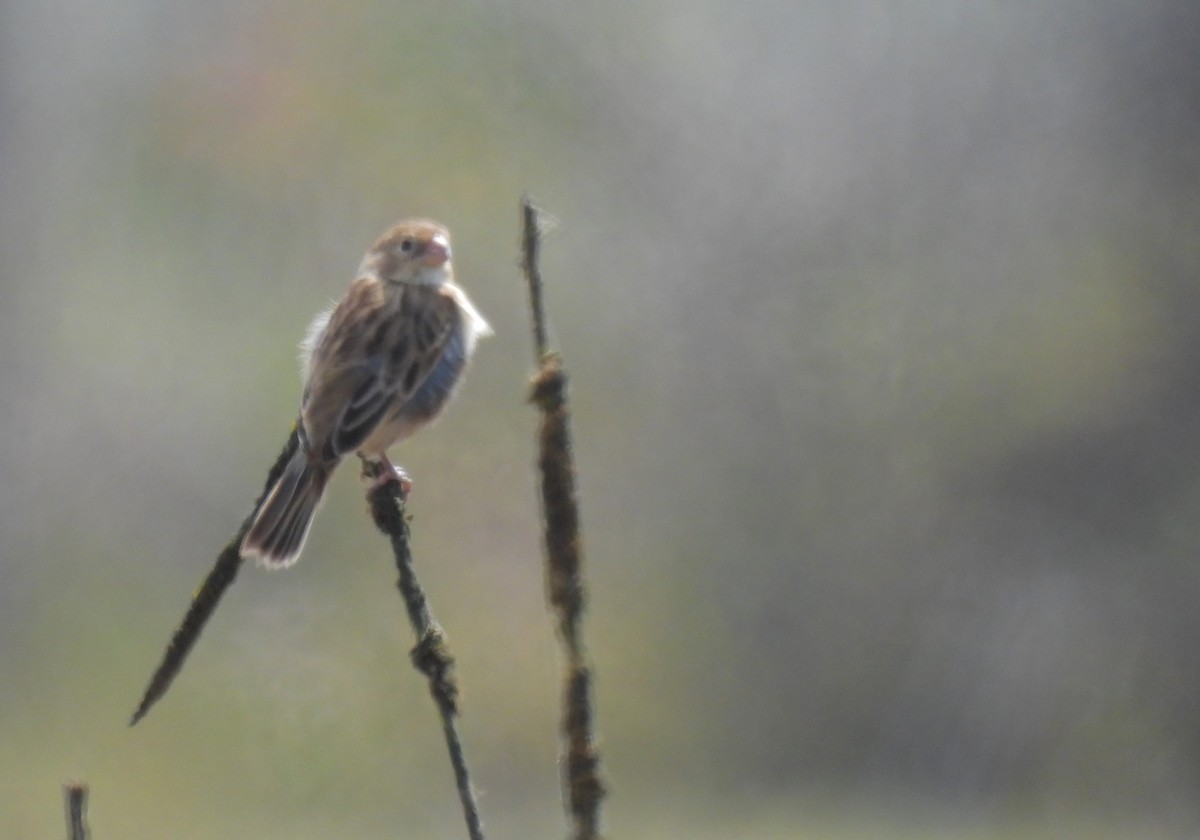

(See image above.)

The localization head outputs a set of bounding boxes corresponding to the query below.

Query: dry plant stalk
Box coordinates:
[130,427,300,725]
[522,196,606,840]
[129,436,486,839]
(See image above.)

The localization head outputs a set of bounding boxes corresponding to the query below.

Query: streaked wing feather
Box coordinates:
[304,284,459,462]
[326,373,394,458]
[398,289,460,401]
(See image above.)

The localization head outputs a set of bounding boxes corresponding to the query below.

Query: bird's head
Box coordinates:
[360,219,453,286]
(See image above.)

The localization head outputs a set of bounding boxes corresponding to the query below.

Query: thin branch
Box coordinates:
[365,461,485,840]
[521,196,605,840]
[63,782,89,840]
[522,194,549,362]
[129,427,301,725]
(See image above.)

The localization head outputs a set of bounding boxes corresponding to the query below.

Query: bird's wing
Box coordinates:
[301,282,460,462]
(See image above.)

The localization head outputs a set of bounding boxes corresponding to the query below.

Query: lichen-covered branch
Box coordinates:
[365,461,485,840]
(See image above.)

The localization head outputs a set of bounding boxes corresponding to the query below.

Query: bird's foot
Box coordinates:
[361,455,413,497]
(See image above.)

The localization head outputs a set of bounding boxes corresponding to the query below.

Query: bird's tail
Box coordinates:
[240,450,331,568]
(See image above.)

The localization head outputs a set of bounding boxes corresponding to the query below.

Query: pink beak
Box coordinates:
[423,236,451,267]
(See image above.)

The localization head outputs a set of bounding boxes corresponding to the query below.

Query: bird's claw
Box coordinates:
[362,457,413,497]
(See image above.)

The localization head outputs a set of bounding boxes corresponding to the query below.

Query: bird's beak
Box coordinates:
[423,235,451,267]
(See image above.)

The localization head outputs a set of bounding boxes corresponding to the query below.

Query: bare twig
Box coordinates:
[521,196,605,839]
[365,461,485,840]
[63,782,89,840]
[522,197,549,361]
[130,427,301,725]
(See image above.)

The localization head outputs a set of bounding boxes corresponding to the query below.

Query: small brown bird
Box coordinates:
[240,219,491,567]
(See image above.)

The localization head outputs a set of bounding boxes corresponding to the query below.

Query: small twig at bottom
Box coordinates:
[63,782,89,840]
[365,460,484,840]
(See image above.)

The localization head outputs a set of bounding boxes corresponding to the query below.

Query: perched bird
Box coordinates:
[240,219,492,567]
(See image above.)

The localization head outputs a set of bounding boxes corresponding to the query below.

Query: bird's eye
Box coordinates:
[399,238,415,253]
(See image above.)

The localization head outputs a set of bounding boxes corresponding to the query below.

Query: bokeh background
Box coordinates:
[3,1,1200,837]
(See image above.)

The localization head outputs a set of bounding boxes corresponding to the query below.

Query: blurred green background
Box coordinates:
[3,1,1200,837]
